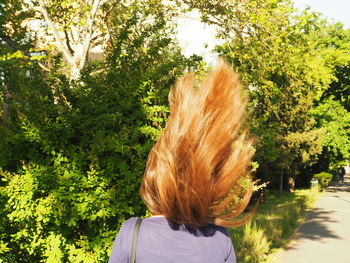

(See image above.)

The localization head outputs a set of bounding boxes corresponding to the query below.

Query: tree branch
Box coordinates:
[78,0,102,69]
[91,32,102,42]
[103,1,118,19]
[0,34,22,51]
[37,0,74,64]
[99,0,109,7]
[90,0,102,21]
[38,61,50,71]
[64,30,75,55]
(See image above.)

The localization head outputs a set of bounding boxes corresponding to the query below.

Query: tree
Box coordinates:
[0,0,34,120]
[316,24,350,111]
[311,99,350,170]
[28,0,109,79]
[305,22,350,173]
[184,0,334,190]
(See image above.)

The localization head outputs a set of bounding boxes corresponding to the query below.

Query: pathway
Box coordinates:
[275,174,350,263]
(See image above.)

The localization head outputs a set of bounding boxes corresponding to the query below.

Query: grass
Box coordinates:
[230,188,320,263]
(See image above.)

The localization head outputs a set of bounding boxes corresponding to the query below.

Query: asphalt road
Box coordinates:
[275,174,350,263]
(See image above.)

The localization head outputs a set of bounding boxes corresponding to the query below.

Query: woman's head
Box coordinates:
[140,62,255,228]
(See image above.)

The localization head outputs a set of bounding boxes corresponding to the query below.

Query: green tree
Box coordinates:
[307,22,350,173]
[316,24,350,111]
[0,0,34,120]
[30,0,110,79]
[311,99,350,170]
[185,0,333,189]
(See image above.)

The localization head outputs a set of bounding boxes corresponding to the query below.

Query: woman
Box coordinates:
[109,62,255,263]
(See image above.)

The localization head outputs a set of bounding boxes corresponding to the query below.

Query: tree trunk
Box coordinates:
[279,169,284,192]
[288,176,295,192]
[38,0,104,81]
[1,76,13,121]
[287,168,295,192]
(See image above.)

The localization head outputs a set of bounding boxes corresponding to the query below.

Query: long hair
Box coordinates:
[140,62,255,228]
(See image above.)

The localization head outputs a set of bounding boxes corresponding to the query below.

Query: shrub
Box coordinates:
[231,221,270,263]
[312,172,333,191]
[0,15,201,262]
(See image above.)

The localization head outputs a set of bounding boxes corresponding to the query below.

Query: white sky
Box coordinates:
[293,0,350,28]
[176,11,220,65]
[177,1,350,64]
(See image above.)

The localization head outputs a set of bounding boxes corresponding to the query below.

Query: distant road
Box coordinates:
[275,175,350,263]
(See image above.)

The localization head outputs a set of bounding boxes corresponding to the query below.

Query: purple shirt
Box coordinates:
[108,217,236,263]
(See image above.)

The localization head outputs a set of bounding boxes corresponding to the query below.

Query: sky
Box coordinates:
[293,0,350,28]
[177,1,350,64]
[176,11,219,65]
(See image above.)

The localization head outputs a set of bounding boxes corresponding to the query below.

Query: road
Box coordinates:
[275,174,350,263]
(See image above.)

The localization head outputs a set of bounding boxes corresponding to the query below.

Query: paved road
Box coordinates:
[276,174,350,263]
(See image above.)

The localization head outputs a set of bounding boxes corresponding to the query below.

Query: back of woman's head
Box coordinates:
[140,62,255,228]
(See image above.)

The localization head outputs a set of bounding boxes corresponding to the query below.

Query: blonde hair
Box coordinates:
[140,62,255,228]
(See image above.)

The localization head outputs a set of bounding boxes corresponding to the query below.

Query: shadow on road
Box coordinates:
[284,208,341,251]
[327,180,350,193]
[277,175,350,261]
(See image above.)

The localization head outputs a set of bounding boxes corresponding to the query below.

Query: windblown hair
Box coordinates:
[140,62,255,228]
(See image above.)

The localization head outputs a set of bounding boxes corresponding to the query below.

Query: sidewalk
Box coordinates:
[275,174,350,263]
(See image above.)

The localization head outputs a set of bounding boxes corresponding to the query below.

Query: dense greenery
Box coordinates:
[0,0,349,261]
[185,0,350,189]
[0,0,200,261]
[312,172,333,191]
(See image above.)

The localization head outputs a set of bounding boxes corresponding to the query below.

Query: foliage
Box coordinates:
[29,0,111,79]
[0,0,201,261]
[0,0,34,121]
[185,0,350,190]
[231,221,270,263]
[1,0,350,261]
[0,0,33,48]
[311,99,350,169]
[307,24,350,171]
[217,2,333,189]
[316,24,350,111]
[312,172,333,191]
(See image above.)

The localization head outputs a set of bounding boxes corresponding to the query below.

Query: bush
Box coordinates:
[231,221,270,263]
[312,172,333,191]
[0,14,202,262]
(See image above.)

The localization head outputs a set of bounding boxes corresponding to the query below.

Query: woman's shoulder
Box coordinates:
[123,217,139,225]
[124,216,230,241]
[117,217,140,236]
